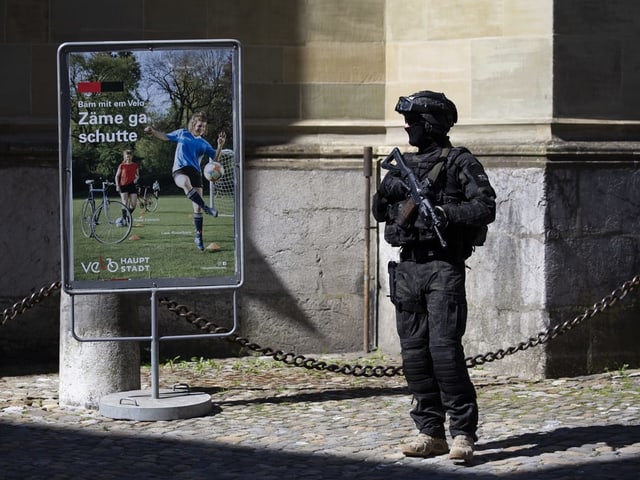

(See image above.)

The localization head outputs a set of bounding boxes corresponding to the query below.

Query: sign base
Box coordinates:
[99,389,211,421]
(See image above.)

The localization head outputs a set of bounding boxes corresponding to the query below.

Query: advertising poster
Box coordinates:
[58,40,243,293]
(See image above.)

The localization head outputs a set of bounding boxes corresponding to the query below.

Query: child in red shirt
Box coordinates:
[115,149,139,224]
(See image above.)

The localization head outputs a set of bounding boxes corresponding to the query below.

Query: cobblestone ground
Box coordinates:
[1,354,639,480]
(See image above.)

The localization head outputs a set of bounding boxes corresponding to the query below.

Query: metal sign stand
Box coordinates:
[68,288,239,421]
[58,39,244,422]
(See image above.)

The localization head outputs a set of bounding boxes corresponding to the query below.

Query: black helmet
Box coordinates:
[395,90,458,131]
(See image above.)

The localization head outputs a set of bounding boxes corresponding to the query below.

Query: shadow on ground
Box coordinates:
[1,421,638,480]
[475,424,640,463]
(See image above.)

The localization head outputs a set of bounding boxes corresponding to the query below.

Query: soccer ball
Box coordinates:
[204,160,225,182]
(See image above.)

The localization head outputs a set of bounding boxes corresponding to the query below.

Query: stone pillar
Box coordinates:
[59,292,140,409]
[380,0,640,378]
[381,0,556,378]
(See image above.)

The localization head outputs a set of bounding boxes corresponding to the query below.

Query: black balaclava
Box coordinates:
[405,124,433,152]
[404,114,439,153]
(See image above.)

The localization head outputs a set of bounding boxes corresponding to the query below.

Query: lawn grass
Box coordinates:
[71,194,237,283]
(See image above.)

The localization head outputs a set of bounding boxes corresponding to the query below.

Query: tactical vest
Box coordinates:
[384,147,487,258]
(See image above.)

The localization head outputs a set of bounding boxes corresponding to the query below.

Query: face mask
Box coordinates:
[405,123,430,148]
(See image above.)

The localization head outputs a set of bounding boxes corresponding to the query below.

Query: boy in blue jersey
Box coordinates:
[145,111,226,251]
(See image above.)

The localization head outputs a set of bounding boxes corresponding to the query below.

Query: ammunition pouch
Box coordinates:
[387,261,427,313]
[384,201,437,247]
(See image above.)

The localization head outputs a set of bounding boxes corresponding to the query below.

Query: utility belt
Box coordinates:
[400,245,451,263]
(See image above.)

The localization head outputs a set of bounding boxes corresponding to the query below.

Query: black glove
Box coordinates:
[378,175,409,202]
[372,193,389,222]
[434,206,448,229]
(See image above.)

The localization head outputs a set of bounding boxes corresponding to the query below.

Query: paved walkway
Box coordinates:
[1,354,639,479]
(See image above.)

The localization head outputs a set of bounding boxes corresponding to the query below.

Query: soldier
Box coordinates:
[372,91,496,462]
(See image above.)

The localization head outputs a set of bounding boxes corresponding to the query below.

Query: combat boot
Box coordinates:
[449,434,474,462]
[402,433,449,458]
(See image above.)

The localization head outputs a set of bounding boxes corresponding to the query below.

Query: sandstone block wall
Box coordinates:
[1,1,639,379]
[385,0,554,146]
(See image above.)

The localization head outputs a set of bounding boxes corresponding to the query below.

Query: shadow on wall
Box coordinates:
[0,235,320,375]
[553,0,640,122]
[143,234,321,363]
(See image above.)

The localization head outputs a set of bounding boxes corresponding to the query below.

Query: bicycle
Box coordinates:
[79,180,132,244]
[137,180,160,212]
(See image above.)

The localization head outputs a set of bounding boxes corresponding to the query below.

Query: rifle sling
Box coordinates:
[425,147,450,184]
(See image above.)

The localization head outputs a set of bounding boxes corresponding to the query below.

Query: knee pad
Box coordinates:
[430,344,473,396]
[401,339,436,394]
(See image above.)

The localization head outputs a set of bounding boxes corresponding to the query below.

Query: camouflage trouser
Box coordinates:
[388,259,478,441]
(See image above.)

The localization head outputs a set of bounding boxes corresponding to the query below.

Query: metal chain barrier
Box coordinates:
[158,295,404,378]
[1,281,61,326]
[2,275,640,377]
[159,273,640,377]
[465,274,640,367]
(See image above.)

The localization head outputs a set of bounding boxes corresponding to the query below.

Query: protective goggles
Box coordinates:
[395,95,424,114]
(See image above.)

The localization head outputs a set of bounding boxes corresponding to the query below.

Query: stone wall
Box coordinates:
[1,0,386,365]
[239,150,367,353]
[544,158,640,376]
[454,159,550,378]
[385,0,554,147]
[554,0,640,121]
[0,154,60,364]
[1,1,640,378]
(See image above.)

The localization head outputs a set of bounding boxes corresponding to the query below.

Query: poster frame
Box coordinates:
[57,39,244,295]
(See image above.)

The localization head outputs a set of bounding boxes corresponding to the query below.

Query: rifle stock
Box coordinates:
[396,198,418,229]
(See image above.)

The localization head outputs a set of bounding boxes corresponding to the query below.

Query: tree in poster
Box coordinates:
[135,49,234,182]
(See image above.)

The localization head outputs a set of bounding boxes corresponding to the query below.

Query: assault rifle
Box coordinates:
[381,147,448,249]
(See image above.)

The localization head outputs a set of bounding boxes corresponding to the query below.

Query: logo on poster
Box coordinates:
[80,256,151,274]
